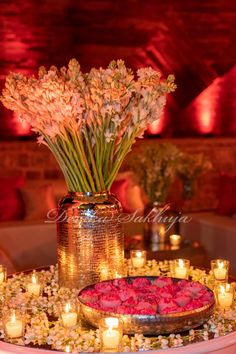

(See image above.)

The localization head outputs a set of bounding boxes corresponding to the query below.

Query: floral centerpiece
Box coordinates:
[1,59,176,289]
[128,143,181,204]
[1,59,176,192]
[127,143,181,245]
[177,153,213,199]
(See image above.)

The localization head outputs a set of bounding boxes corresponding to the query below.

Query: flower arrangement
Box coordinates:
[177,153,212,181]
[127,145,212,204]
[128,143,181,204]
[1,59,176,193]
[177,153,213,199]
[80,277,214,315]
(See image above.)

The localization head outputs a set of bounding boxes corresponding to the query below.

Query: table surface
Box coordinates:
[0,263,235,354]
[1,331,236,354]
[125,235,207,268]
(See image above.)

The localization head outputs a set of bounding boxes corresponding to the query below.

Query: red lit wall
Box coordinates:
[0,0,235,138]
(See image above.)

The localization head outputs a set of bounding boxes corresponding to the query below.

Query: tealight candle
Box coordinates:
[173,259,190,279]
[216,283,234,309]
[65,345,71,353]
[27,272,41,296]
[169,234,182,247]
[61,302,78,328]
[130,250,146,268]
[100,317,123,351]
[0,265,7,284]
[3,310,25,339]
[211,259,229,282]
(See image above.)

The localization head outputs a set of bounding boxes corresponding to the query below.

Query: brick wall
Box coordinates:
[1,138,236,212]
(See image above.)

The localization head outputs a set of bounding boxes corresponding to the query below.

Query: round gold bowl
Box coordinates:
[78,276,215,335]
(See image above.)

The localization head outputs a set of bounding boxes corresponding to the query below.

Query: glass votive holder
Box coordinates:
[60,302,78,328]
[0,265,7,285]
[2,309,25,341]
[169,234,182,247]
[65,345,72,353]
[173,259,190,279]
[215,283,234,309]
[130,250,146,268]
[211,259,229,282]
[26,271,42,296]
[99,317,123,352]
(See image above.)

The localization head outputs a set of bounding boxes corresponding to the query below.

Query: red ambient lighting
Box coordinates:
[147,118,164,135]
[12,112,31,137]
[196,94,215,134]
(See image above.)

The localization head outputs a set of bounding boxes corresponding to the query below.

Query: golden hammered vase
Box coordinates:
[57,191,125,289]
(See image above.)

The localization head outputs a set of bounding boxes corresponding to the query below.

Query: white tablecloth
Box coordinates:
[1,331,236,354]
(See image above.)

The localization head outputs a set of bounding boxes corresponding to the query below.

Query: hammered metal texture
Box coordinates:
[57,192,125,290]
[78,276,215,335]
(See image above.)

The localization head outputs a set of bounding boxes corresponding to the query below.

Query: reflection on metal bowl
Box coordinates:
[78,276,215,335]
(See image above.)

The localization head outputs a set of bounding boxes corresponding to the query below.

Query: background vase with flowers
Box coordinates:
[177,153,213,201]
[128,143,181,250]
[1,59,176,289]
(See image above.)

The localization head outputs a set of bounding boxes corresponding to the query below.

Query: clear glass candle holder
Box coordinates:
[60,301,78,328]
[2,309,25,341]
[173,259,190,279]
[216,283,234,309]
[99,317,123,352]
[0,265,7,285]
[65,345,72,353]
[169,234,182,247]
[130,250,147,268]
[26,271,42,296]
[211,259,229,282]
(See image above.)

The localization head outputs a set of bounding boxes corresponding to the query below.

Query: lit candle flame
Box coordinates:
[105,317,118,328]
[11,310,16,323]
[178,259,184,268]
[32,274,37,284]
[65,345,71,353]
[220,285,225,294]
[136,251,142,258]
[218,261,224,269]
[65,303,71,313]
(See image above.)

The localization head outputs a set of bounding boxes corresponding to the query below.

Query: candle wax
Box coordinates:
[218,292,233,308]
[175,266,188,279]
[170,235,181,246]
[62,312,78,328]
[5,319,23,338]
[27,283,41,296]
[214,268,227,280]
[132,257,145,268]
[102,328,120,348]
[0,272,5,284]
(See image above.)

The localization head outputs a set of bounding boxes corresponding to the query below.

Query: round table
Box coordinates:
[1,331,236,354]
[1,263,235,354]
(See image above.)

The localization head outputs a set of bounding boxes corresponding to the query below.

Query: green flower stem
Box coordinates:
[83,129,104,191]
[74,130,97,192]
[98,138,104,180]
[64,132,93,192]
[44,136,75,191]
[91,118,106,187]
[106,139,134,190]
[60,139,88,192]
[91,128,104,188]
[55,139,83,191]
[104,140,114,180]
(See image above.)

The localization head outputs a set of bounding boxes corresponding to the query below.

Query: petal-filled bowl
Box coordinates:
[78,276,215,335]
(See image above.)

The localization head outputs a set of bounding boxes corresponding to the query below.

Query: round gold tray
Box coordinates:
[78,276,215,335]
